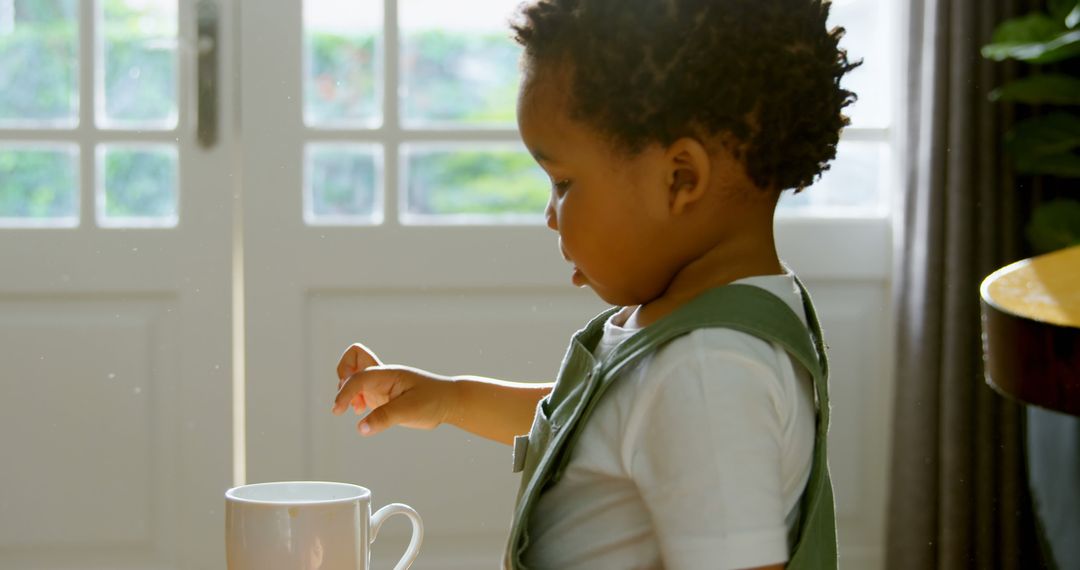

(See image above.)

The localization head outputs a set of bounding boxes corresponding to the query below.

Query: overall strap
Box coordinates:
[791,273,831,419]
[785,274,838,568]
[606,285,822,384]
[550,284,827,482]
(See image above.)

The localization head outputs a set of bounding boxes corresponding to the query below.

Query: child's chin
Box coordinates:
[592,288,635,308]
[571,267,588,288]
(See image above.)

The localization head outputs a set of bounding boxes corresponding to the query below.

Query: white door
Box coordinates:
[0,0,237,568]
[2,0,897,567]
[241,1,899,569]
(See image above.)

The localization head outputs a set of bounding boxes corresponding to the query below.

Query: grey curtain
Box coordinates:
[885,0,1052,568]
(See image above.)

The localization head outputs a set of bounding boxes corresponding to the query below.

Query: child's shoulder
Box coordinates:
[601,315,812,456]
[649,325,788,381]
[640,273,809,384]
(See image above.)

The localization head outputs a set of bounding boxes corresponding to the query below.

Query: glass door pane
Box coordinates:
[303,0,382,128]
[0,0,79,128]
[399,0,521,128]
[98,0,178,129]
[0,143,79,226]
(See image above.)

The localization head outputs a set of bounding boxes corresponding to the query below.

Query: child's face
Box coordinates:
[516,65,682,307]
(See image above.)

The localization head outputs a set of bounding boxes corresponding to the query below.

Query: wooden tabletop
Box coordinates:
[984,245,1080,328]
[981,244,1080,416]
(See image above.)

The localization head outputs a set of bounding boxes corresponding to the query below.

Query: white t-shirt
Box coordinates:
[522,273,817,570]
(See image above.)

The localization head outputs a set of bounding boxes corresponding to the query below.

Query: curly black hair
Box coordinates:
[511,0,861,193]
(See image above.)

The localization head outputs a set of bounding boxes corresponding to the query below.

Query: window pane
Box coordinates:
[778,141,886,214]
[403,145,548,222]
[400,0,522,128]
[829,0,892,128]
[97,144,178,227]
[0,144,79,226]
[304,0,382,128]
[0,0,79,128]
[100,0,178,129]
[304,143,381,225]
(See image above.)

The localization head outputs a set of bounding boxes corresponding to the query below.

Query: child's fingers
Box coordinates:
[337,344,381,393]
[351,392,366,413]
[357,391,415,436]
[335,342,382,384]
[332,365,402,416]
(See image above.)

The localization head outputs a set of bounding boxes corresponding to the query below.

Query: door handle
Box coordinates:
[196,0,218,148]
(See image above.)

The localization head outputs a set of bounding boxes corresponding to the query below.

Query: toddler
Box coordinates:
[332,0,858,568]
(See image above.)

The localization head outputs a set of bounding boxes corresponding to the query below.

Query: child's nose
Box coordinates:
[545,197,558,231]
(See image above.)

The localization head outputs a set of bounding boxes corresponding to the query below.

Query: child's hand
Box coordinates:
[331,342,459,437]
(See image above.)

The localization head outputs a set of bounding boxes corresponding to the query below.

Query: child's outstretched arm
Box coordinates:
[331,342,551,446]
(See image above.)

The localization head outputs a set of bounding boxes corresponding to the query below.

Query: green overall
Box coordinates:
[505,278,838,569]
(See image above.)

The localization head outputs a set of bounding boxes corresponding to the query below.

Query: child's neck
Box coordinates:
[625,233,783,329]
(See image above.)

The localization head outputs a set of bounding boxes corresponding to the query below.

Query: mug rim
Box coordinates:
[225,481,371,506]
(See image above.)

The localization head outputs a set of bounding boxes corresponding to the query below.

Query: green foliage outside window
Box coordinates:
[401,30,520,125]
[102,0,177,124]
[0,2,77,123]
[0,148,77,218]
[402,32,545,216]
[309,147,377,217]
[1,1,79,220]
[306,28,546,218]
[306,33,379,125]
[103,149,176,218]
[1,2,546,221]
[409,151,548,216]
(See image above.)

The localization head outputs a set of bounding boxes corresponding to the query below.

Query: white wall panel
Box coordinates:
[0,295,182,569]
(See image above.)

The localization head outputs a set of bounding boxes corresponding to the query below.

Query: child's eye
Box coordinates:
[552,179,572,195]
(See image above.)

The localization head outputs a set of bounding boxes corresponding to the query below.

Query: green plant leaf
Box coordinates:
[1026,199,1080,254]
[1005,113,1080,177]
[1015,151,1080,176]
[982,29,1080,63]
[1006,112,1080,154]
[990,74,1080,104]
[1049,0,1078,23]
[992,13,1064,43]
[1068,4,1080,28]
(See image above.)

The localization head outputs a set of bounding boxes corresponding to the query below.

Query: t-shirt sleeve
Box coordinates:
[625,334,791,570]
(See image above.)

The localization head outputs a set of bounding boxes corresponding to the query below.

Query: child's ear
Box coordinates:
[666,138,710,215]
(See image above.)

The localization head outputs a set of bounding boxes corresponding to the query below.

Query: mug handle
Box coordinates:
[371,503,424,570]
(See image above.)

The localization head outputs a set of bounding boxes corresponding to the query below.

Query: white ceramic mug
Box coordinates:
[225,481,423,570]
